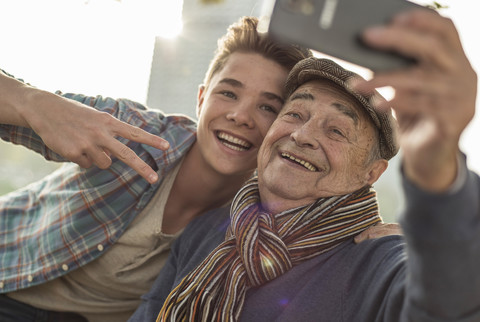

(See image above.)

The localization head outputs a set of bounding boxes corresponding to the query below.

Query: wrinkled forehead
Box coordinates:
[288,79,373,124]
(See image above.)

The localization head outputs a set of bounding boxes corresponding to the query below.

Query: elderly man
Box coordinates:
[131,9,480,322]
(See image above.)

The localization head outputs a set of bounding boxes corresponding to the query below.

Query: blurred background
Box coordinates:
[0,0,478,223]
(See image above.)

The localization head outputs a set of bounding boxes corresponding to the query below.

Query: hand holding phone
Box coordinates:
[267,0,429,71]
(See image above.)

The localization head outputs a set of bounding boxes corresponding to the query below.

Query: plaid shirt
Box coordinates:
[0,92,197,293]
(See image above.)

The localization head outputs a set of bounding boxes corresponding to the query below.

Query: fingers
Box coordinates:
[106,139,159,184]
[62,137,159,184]
[58,143,110,170]
[101,113,170,151]
[89,113,169,184]
[19,91,169,183]
[71,154,94,169]
[63,113,166,184]
[355,71,449,118]
[362,10,463,71]
[117,122,170,151]
[390,9,460,50]
[88,149,113,170]
[353,8,476,120]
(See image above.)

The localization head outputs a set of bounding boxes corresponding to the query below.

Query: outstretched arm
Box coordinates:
[353,8,476,245]
[354,9,476,191]
[354,9,479,320]
[0,70,169,183]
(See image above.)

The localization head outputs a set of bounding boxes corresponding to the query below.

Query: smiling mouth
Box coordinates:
[281,152,318,172]
[217,131,252,152]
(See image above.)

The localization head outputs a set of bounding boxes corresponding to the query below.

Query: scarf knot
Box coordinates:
[229,200,292,286]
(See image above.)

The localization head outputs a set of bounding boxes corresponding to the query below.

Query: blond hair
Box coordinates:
[203,16,312,88]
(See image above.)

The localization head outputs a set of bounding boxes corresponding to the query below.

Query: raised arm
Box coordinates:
[354,9,476,191]
[0,70,169,183]
[354,9,480,320]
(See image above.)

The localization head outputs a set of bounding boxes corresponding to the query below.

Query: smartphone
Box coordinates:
[266,0,427,71]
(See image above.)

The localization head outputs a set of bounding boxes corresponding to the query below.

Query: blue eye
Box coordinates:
[288,112,301,119]
[221,91,236,99]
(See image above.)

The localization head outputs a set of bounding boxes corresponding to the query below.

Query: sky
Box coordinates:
[0,0,183,102]
[0,0,478,174]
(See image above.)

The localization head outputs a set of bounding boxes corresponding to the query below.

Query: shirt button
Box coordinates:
[97,244,104,252]
[27,275,33,282]
[62,264,69,271]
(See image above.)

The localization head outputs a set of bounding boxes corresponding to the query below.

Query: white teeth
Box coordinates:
[281,152,318,172]
[222,141,248,152]
[217,132,251,151]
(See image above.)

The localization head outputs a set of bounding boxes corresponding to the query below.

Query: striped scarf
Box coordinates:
[158,176,381,321]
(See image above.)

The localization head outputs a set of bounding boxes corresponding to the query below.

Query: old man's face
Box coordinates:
[257,79,387,214]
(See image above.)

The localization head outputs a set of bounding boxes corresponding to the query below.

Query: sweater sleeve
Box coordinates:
[399,155,480,321]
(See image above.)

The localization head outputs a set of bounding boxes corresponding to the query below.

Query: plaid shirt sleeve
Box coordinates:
[0,90,197,293]
[0,69,66,161]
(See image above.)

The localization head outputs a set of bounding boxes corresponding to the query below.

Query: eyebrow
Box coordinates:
[332,102,359,125]
[290,91,359,125]
[219,78,243,88]
[290,92,314,101]
[219,78,284,105]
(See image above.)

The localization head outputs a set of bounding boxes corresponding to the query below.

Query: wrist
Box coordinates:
[0,71,29,127]
[403,149,458,193]
[17,86,57,130]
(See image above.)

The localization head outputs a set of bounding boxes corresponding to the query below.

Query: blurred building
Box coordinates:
[146,0,264,117]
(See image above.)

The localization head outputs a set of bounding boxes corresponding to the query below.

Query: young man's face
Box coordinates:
[195,52,289,179]
[257,80,387,214]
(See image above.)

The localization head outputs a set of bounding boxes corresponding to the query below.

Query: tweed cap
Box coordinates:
[285,57,399,160]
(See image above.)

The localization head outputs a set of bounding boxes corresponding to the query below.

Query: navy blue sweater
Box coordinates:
[130,163,480,322]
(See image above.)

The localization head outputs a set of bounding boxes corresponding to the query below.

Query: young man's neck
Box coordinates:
[161,144,253,234]
[177,145,252,209]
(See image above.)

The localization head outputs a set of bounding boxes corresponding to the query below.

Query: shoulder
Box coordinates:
[185,205,231,233]
[301,236,407,303]
[171,206,231,272]
[176,206,231,250]
[241,236,406,322]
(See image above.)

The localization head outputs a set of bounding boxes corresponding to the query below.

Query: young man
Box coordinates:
[0,17,312,321]
[131,9,480,322]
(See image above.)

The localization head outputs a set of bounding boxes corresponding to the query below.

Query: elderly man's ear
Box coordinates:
[366,159,389,185]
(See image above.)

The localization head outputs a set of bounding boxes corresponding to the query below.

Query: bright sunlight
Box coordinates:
[0,0,183,103]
